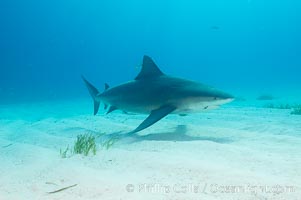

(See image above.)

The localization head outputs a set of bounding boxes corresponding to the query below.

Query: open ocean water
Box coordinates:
[0,0,300,102]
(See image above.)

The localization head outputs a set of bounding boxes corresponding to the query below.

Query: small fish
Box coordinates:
[211,26,220,30]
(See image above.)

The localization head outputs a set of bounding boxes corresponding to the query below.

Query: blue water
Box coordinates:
[0,0,300,103]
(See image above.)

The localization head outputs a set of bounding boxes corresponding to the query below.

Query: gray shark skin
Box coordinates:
[82,55,234,134]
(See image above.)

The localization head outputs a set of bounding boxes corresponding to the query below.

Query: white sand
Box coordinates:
[0,99,300,200]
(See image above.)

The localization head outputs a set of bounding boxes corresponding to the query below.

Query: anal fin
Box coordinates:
[129,105,176,134]
[106,106,117,114]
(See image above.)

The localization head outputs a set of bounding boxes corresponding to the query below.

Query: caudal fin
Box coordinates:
[81,76,100,115]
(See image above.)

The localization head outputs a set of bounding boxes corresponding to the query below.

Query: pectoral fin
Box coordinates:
[129,105,176,134]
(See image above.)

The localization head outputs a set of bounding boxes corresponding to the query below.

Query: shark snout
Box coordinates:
[211,90,234,105]
[217,97,234,105]
[217,93,234,100]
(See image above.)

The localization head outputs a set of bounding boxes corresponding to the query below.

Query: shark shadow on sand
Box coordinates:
[104,125,235,144]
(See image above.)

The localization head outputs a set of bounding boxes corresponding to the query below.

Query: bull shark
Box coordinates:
[82,55,234,134]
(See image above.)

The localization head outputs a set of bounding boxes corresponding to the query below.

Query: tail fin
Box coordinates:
[81,76,100,115]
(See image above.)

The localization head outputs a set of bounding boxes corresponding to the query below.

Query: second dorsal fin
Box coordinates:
[104,83,109,90]
[135,55,164,80]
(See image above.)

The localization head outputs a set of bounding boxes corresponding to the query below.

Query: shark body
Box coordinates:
[83,56,233,134]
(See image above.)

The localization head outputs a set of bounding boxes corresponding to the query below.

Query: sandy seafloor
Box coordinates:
[0,97,301,200]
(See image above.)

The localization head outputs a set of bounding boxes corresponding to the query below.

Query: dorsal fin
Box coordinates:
[135,55,164,80]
